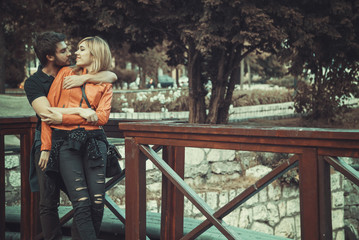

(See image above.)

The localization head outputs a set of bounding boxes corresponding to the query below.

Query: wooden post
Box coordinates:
[299,148,320,239]
[318,156,332,239]
[161,146,185,239]
[20,130,40,239]
[125,137,146,240]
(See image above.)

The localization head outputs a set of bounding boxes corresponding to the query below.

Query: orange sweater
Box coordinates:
[41,66,113,151]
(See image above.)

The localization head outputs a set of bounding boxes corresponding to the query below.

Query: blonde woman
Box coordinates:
[41,36,113,239]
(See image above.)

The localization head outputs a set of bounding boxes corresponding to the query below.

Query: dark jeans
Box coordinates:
[35,150,63,240]
[58,140,107,240]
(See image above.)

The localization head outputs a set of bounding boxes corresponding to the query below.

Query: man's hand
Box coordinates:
[39,151,50,171]
[63,75,86,89]
[80,108,98,124]
[41,108,62,125]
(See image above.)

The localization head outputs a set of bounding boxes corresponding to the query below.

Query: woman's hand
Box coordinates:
[63,75,86,89]
[41,108,62,125]
[39,151,50,171]
[80,108,98,124]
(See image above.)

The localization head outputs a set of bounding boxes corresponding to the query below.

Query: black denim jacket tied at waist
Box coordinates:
[46,128,108,177]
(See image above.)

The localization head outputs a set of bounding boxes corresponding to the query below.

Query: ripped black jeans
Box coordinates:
[58,140,106,240]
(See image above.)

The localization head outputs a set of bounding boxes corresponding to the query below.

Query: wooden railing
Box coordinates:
[1,117,359,239]
[117,122,359,240]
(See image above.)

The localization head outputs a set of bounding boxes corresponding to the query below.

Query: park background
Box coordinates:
[2,0,359,239]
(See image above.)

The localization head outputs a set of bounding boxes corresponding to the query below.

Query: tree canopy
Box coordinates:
[2,0,359,123]
[277,0,359,120]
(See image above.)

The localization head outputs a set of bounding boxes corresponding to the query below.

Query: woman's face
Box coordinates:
[75,41,93,68]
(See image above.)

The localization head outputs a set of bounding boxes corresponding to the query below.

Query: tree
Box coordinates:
[276,0,359,120]
[70,0,287,123]
[0,0,61,93]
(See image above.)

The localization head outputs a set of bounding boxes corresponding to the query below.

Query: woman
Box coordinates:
[41,36,113,239]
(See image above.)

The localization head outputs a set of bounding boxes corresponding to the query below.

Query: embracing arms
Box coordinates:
[63,71,117,89]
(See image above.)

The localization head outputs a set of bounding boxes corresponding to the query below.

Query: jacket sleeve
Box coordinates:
[41,67,70,151]
[96,83,113,126]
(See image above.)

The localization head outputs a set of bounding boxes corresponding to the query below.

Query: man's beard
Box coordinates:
[54,57,71,68]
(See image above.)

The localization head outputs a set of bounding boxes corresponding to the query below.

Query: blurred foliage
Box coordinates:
[111,87,292,113]
[112,67,137,89]
[278,0,359,120]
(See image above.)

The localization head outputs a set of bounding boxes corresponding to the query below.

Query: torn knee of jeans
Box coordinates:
[94,194,103,204]
[77,197,88,201]
[76,187,87,191]
[75,178,82,182]
[96,179,105,184]
[97,173,104,177]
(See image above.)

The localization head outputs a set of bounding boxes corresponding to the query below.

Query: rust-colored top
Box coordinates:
[41,67,112,150]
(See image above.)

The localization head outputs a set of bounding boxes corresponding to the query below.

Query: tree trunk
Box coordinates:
[240,59,244,90]
[247,59,251,88]
[217,67,239,124]
[175,68,179,87]
[206,52,227,124]
[188,44,206,123]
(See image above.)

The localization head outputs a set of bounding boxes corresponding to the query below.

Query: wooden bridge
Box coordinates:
[1,116,359,239]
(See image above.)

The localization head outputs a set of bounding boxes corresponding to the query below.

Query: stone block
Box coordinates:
[5,155,20,169]
[218,191,228,207]
[146,159,155,170]
[206,149,235,162]
[253,204,269,222]
[335,229,345,240]
[268,183,282,201]
[331,172,342,191]
[258,187,267,202]
[251,221,273,235]
[236,151,258,171]
[246,165,272,179]
[278,201,286,218]
[211,161,242,174]
[347,206,359,219]
[184,164,208,178]
[185,147,205,165]
[274,217,296,239]
[267,202,280,226]
[294,215,301,239]
[147,200,159,212]
[229,189,236,202]
[146,170,162,183]
[206,192,218,210]
[223,208,240,227]
[282,185,299,198]
[243,190,258,207]
[9,171,21,187]
[238,207,252,228]
[332,209,344,230]
[287,198,300,216]
[332,191,344,208]
[147,182,162,192]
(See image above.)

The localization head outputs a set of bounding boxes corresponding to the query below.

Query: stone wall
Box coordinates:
[5,146,359,239]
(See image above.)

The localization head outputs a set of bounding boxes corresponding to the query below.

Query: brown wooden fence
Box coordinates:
[1,117,359,239]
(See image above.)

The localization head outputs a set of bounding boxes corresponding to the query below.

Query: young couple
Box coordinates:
[25,32,116,239]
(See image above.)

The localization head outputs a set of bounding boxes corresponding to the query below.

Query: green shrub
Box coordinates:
[112,87,294,112]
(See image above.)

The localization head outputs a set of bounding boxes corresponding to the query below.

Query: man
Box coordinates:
[24,31,116,239]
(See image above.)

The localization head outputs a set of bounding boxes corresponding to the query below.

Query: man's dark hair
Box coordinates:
[34,32,66,66]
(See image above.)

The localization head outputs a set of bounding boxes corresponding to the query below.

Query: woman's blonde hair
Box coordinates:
[75,36,112,74]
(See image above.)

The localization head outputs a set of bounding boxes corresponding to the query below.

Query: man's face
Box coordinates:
[54,41,71,67]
